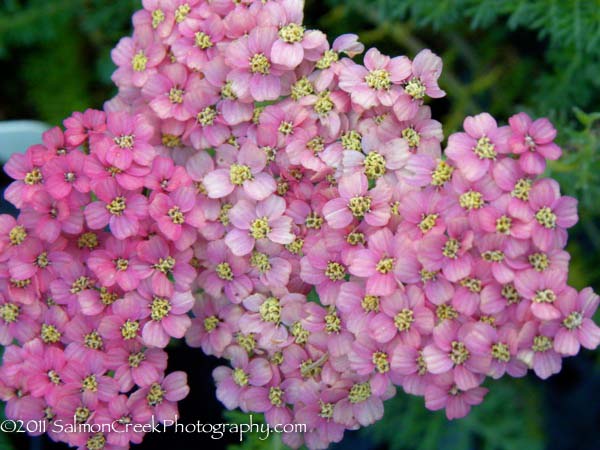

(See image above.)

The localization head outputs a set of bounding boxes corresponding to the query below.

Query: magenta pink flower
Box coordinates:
[550,287,600,356]
[144,156,192,193]
[111,23,166,88]
[94,394,153,446]
[143,63,198,120]
[126,279,193,348]
[466,322,527,379]
[84,179,148,240]
[203,141,276,200]
[332,378,386,427]
[424,371,488,419]
[3,146,46,208]
[339,47,411,109]
[42,151,90,199]
[423,321,490,391]
[172,13,224,69]
[63,108,107,147]
[105,342,167,391]
[0,292,40,345]
[99,296,147,345]
[149,186,204,246]
[348,229,401,296]
[225,26,287,102]
[129,371,190,423]
[225,196,294,256]
[508,112,562,174]
[514,178,578,251]
[393,49,445,121]
[213,346,273,410]
[19,191,85,243]
[369,286,434,346]
[88,236,147,291]
[137,235,196,293]
[323,172,391,229]
[60,352,118,408]
[91,112,156,170]
[517,321,562,379]
[186,294,243,357]
[445,113,510,182]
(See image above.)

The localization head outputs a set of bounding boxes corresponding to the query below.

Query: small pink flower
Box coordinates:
[225,26,287,102]
[42,151,90,199]
[445,113,510,182]
[339,47,411,109]
[128,279,193,348]
[149,186,204,247]
[225,196,294,256]
[424,371,487,419]
[172,13,224,69]
[144,156,192,193]
[60,353,119,409]
[508,112,561,174]
[94,394,153,446]
[63,108,107,147]
[517,321,562,379]
[143,63,198,121]
[393,49,445,121]
[90,112,156,170]
[88,237,147,291]
[322,172,391,229]
[203,141,276,200]
[129,371,190,423]
[105,342,167,391]
[111,24,166,88]
[369,286,434,346]
[551,287,600,356]
[84,178,148,240]
[213,346,273,410]
[514,178,578,251]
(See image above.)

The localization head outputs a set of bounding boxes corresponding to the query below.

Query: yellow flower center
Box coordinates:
[315,50,339,70]
[269,387,284,406]
[532,335,553,352]
[459,190,484,210]
[0,303,20,324]
[194,31,213,49]
[563,311,583,330]
[314,90,334,116]
[364,151,386,179]
[501,283,521,304]
[325,261,346,281]
[473,136,497,159]
[305,212,323,229]
[291,77,314,100]
[203,316,219,332]
[481,250,505,262]
[121,319,140,340]
[347,195,372,218]
[404,78,426,99]
[496,215,512,234]
[279,23,304,43]
[341,130,362,151]
[361,295,380,312]
[229,164,253,185]
[259,297,281,323]
[168,87,184,104]
[450,341,470,365]
[131,51,148,72]
[365,69,391,90]
[82,375,98,392]
[431,161,454,186]
[174,3,191,23]
[529,252,549,271]
[151,9,165,28]
[250,217,271,239]
[535,207,557,229]
[250,53,270,75]
[492,343,510,362]
[372,351,390,373]
[460,277,482,293]
[376,257,394,274]
[233,368,249,387]
[106,196,126,216]
[511,178,532,201]
[84,331,103,350]
[348,382,371,403]
[9,225,27,245]
[402,127,421,148]
[197,106,217,126]
[24,168,43,185]
[394,308,414,331]
[419,213,439,233]
[442,238,461,259]
[147,382,166,405]
[168,206,185,224]
[533,289,556,304]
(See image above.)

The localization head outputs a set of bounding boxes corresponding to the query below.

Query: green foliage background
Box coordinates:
[1,0,599,449]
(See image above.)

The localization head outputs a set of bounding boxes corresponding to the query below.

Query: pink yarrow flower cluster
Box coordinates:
[1,1,598,450]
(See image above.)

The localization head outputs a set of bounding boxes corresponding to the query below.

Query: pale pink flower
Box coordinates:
[424,371,487,419]
[508,112,561,174]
